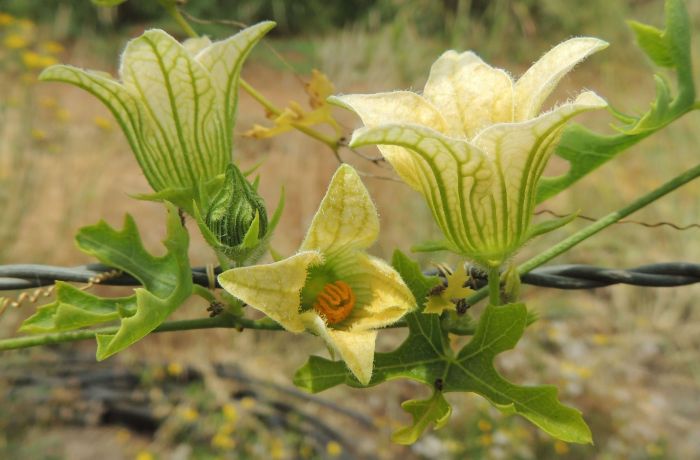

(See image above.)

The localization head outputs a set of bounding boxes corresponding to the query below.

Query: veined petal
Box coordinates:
[183,36,212,55]
[300,164,379,255]
[330,92,450,190]
[196,21,275,148]
[38,65,168,190]
[514,37,608,121]
[423,50,514,138]
[473,91,607,251]
[327,328,378,385]
[329,92,449,132]
[349,124,494,262]
[120,29,225,191]
[218,251,323,332]
[340,254,415,331]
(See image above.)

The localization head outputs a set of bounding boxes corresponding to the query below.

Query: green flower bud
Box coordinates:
[205,164,268,248]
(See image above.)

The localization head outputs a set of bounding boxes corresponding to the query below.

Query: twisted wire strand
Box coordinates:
[1,262,699,292]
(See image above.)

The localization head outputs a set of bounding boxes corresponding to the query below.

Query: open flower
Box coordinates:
[39,22,274,208]
[331,38,608,267]
[218,164,415,384]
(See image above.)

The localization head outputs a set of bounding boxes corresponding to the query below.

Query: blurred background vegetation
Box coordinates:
[1,0,700,459]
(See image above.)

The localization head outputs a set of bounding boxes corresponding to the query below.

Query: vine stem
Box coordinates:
[0,315,282,352]
[1,162,698,351]
[465,160,700,306]
[488,265,501,305]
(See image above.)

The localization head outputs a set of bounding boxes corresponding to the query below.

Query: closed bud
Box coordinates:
[205,164,268,248]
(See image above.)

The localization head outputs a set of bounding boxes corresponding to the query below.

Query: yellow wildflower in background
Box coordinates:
[0,13,14,26]
[40,40,64,54]
[4,33,27,49]
[21,51,57,70]
[93,116,112,131]
[326,441,343,457]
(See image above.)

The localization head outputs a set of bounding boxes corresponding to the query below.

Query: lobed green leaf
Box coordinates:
[537,0,696,202]
[295,251,591,443]
[392,390,452,445]
[19,204,193,360]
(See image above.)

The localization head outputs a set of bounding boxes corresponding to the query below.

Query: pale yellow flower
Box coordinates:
[331,38,608,266]
[218,165,415,384]
[40,23,274,200]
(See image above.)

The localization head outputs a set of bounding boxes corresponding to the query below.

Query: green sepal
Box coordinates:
[392,390,452,445]
[294,251,591,444]
[526,211,579,241]
[132,174,225,216]
[240,211,261,249]
[410,239,455,253]
[131,187,195,215]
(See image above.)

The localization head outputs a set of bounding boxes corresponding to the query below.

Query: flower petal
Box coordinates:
[182,36,212,55]
[300,164,379,255]
[120,29,225,191]
[349,124,496,263]
[196,21,274,147]
[423,50,514,138]
[513,37,608,121]
[473,91,607,251]
[327,328,378,385]
[218,251,323,332]
[330,92,450,190]
[38,65,168,190]
[329,92,449,131]
[336,254,415,330]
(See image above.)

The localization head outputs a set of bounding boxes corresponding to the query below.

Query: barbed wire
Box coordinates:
[1,262,699,292]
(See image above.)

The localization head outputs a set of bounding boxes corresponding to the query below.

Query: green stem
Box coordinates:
[0,314,282,352]
[465,161,700,307]
[0,316,409,352]
[488,265,501,305]
[159,0,198,38]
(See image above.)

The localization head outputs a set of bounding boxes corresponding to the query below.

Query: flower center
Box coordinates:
[313,280,355,325]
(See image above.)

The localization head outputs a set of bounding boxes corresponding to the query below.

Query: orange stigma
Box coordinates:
[313,280,356,325]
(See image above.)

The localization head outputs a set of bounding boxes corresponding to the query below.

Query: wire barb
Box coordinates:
[1,262,700,293]
[535,209,700,231]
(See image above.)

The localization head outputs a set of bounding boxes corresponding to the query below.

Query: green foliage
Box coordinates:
[91,0,128,6]
[294,251,592,444]
[537,0,696,202]
[20,204,193,360]
[392,390,451,445]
